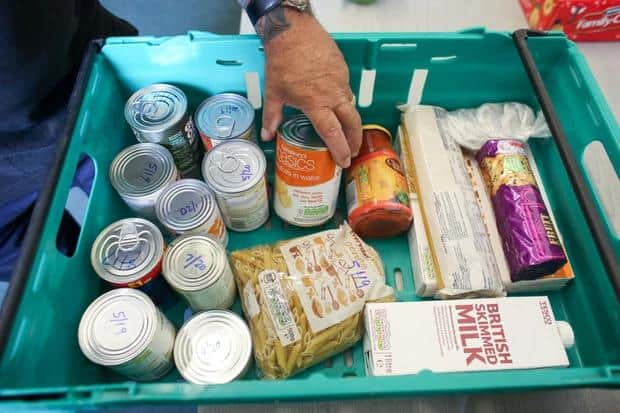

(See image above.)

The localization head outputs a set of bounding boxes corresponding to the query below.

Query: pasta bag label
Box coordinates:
[258,270,301,346]
[280,223,390,334]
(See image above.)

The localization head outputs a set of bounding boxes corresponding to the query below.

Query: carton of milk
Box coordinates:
[363,297,574,376]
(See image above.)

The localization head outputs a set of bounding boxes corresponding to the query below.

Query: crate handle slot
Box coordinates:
[393,268,405,291]
[358,69,376,108]
[55,155,96,258]
[582,141,620,238]
[512,29,620,298]
[379,42,418,50]
[216,59,243,66]
[407,69,428,105]
[344,349,354,368]
[245,72,262,109]
[430,55,458,64]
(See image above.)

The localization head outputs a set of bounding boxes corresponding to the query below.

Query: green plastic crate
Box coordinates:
[0,29,618,409]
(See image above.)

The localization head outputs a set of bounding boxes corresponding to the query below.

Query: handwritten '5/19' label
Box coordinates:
[279,225,388,334]
[94,303,142,350]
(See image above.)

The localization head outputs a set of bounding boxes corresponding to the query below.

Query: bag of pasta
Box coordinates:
[230,222,394,379]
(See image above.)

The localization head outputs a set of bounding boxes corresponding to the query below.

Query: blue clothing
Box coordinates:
[0,0,136,285]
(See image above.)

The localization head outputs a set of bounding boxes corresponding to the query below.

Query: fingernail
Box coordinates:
[261,128,270,141]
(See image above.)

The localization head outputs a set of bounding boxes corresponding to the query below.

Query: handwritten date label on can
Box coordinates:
[96,304,141,350]
[184,253,207,272]
[241,164,253,182]
[140,161,159,184]
[258,270,301,346]
[177,198,203,217]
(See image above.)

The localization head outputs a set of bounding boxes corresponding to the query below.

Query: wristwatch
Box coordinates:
[245,0,310,26]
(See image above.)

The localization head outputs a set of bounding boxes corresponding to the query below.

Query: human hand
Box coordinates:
[258,8,362,168]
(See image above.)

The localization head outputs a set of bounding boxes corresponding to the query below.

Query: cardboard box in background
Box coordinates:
[519,0,620,41]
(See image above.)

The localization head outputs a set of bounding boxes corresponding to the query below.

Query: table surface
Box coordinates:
[234,1,620,412]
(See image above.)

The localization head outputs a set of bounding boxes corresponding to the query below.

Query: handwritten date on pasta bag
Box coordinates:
[229,223,394,379]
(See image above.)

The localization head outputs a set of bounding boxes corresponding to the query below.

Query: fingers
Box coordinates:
[261,93,284,141]
[334,102,362,157]
[305,108,351,168]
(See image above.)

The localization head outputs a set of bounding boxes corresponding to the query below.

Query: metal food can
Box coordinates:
[78,288,176,381]
[195,93,256,151]
[275,114,342,226]
[124,84,201,178]
[174,310,252,384]
[202,140,269,231]
[109,143,179,217]
[91,218,170,303]
[162,233,236,311]
[155,179,228,247]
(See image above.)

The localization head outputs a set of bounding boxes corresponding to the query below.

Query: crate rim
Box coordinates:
[0,29,619,408]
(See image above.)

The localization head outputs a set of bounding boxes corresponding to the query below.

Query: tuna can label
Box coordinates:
[274,136,341,226]
[165,118,201,177]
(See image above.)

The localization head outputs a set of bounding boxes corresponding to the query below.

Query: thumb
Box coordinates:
[261,94,284,141]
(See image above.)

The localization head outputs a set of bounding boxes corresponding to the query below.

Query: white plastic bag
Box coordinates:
[399,102,550,151]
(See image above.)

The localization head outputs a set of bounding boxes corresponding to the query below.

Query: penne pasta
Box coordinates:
[229,226,395,379]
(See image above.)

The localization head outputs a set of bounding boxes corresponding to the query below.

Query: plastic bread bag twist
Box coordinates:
[229,222,394,379]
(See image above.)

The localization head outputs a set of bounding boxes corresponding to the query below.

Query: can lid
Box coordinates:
[174,310,252,384]
[195,94,255,139]
[78,289,158,366]
[162,233,227,291]
[90,218,164,285]
[124,84,188,137]
[156,179,217,233]
[202,140,266,194]
[279,114,326,150]
[362,124,393,140]
[109,143,177,198]
[556,321,575,349]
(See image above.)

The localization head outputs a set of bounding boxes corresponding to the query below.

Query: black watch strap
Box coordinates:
[245,0,282,26]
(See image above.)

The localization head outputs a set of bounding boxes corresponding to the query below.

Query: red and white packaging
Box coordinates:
[363,297,574,376]
[519,0,620,41]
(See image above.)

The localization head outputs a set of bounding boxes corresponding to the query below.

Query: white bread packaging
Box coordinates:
[363,297,574,376]
[400,106,504,298]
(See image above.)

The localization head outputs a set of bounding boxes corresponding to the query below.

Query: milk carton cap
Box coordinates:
[557,321,575,349]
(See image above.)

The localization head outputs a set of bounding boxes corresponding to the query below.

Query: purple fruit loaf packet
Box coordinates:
[476,139,567,281]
